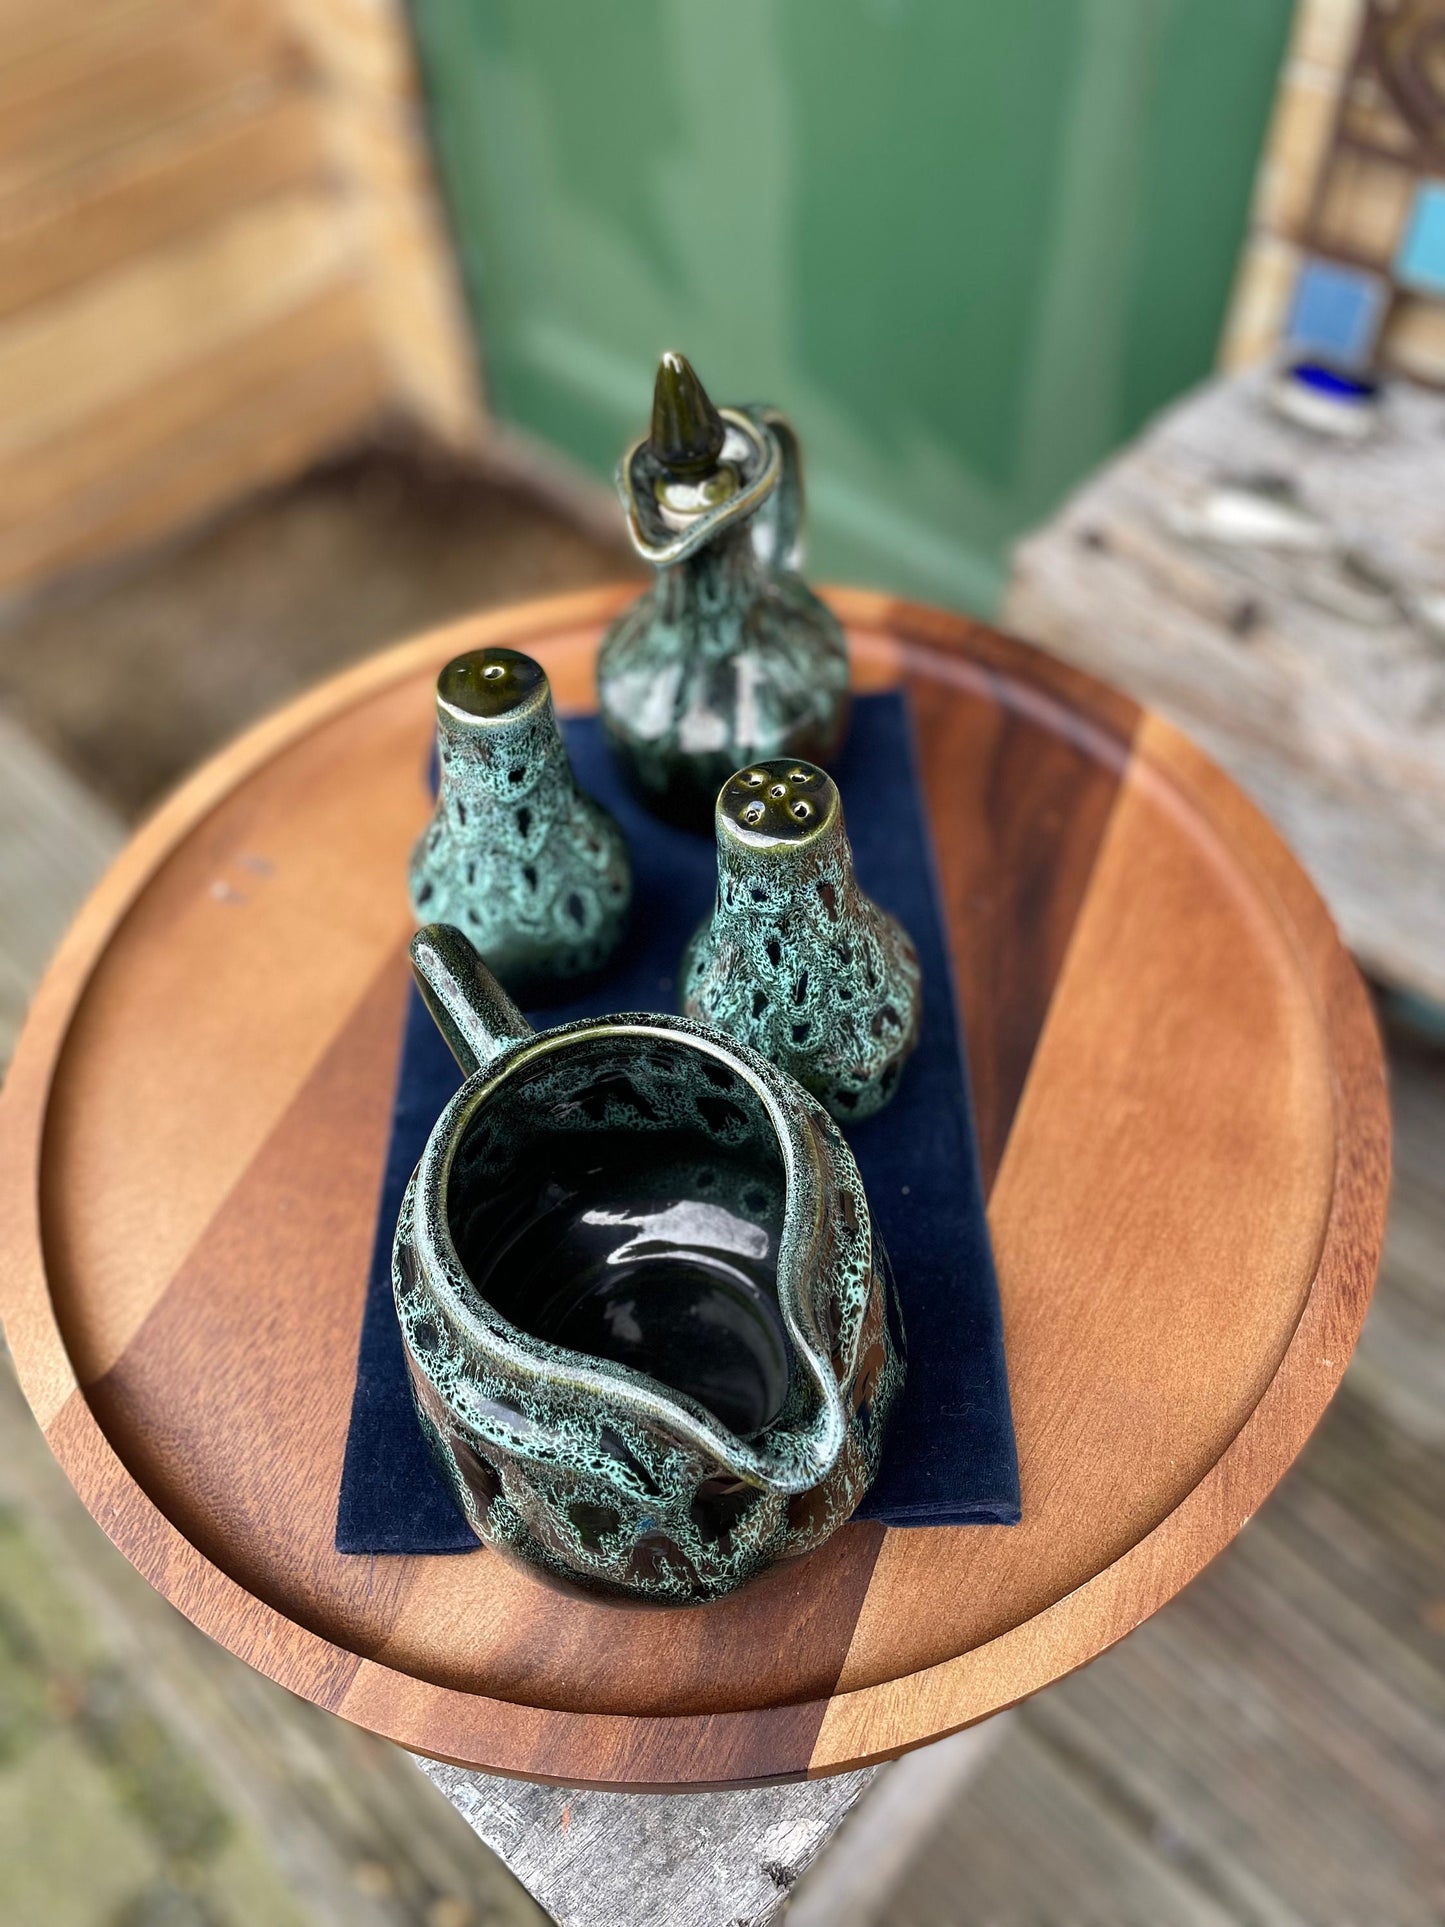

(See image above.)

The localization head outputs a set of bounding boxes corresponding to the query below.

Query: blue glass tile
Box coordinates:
[1395,178,1445,296]
[1285,258,1387,368]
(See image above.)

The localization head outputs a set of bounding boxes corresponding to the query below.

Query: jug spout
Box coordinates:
[410,924,533,1077]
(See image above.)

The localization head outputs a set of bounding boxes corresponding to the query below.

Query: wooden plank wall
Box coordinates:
[0,0,482,602]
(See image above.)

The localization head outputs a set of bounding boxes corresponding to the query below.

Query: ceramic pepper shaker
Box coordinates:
[597,352,850,828]
[409,647,631,998]
[681,760,921,1120]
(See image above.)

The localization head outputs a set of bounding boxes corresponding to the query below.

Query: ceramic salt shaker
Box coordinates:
[409,648,630,997]
[597,352,849,828]
[681,760,921,1120]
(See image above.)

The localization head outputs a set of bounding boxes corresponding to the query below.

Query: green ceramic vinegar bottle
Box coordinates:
[409,647,631,997]
[681,759,921,1120]
[597,353,850,829]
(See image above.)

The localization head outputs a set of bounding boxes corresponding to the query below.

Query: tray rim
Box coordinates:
[0,584,1390,1789]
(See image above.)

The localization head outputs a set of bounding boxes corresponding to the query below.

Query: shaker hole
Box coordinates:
[568,1501,620,1548]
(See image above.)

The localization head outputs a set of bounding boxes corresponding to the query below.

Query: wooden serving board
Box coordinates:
[0,587,1389,1790]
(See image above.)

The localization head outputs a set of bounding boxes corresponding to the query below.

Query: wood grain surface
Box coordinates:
[1003,370,1445,1005]
[0,586,1390,1789]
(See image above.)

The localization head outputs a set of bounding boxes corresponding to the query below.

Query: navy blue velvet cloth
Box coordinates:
[335,692,1020,1552]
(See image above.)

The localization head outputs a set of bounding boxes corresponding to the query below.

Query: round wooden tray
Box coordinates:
[0,587,1389,1790]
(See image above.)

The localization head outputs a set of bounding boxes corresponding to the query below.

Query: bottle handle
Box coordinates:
[743,406,805,574]
[410,924,533,1077]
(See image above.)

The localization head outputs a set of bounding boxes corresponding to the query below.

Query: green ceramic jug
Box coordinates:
[393,923,903,1605]
[596,352,850,828]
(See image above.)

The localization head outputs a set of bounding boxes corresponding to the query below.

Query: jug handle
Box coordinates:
[410,924,533,1078]
[743,406,804,574]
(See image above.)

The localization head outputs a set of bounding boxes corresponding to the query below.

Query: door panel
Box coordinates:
[411,0,1291,612]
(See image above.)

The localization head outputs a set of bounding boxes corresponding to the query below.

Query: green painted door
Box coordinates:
[410,0,1291,613]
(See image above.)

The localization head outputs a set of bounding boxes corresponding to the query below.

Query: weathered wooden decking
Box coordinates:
[1,446,1439,1925]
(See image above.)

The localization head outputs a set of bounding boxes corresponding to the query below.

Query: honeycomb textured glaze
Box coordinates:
[682,760,922,1120]
[597,355,849,828]
[394,926,903,1605]
[409,648,631,995]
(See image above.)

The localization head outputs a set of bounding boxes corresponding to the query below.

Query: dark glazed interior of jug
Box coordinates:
[446,1035,792,1438]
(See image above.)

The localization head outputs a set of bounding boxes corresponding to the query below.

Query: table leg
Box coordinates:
[415,1716,1004,1927]
[413,1759,875,1927]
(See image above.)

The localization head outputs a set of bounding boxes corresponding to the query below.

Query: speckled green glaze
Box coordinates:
[393,924,903,1606]
[596,352,849,829]
[681,761,922,1122]
[409,648,631,997]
